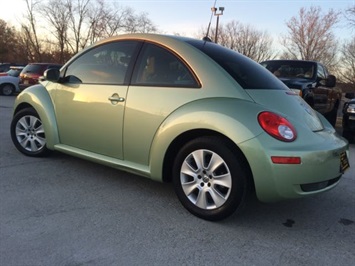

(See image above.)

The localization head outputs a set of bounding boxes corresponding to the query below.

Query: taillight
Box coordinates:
[258,111,297,142]
[271,156,301,164]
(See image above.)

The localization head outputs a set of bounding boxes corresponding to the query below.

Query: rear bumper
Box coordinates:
[240,129,349,202]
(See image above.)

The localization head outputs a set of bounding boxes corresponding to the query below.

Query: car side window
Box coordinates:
[317,64,326,79]
[132,43,198,87]
[64,41,138,84]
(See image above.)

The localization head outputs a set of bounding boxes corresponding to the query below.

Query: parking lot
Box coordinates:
[0,95,354,265]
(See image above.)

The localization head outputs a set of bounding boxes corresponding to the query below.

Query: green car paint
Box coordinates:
[11,33,349,220]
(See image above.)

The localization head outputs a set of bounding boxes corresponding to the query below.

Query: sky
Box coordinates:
[0,0,354,43]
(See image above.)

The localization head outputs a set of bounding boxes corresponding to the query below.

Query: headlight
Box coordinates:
[346,103,355,114]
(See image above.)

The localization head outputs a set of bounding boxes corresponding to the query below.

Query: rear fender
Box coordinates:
[149,98,264,181]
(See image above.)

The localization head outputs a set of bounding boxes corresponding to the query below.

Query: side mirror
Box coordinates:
[43,68,60,82]
[345,92,355,99]
[326,74,336,87]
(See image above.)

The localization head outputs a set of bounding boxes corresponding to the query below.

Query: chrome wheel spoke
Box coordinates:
[195,189,208,209]
[213,173,232,188]
[180,149,232,211]
[182,180,199,198]
[207,152,224,172]
[15,115,46,152]
[209,188,227,208]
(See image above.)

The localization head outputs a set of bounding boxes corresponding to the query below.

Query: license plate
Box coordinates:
[24,80,29,85]
[340,151,350,173]
[349,116,355,120]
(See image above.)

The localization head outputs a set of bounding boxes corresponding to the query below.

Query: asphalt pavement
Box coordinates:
[0,95,354,266]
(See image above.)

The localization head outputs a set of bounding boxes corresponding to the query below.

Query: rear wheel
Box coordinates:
[10,108,50,157]
[172,136,249,221]
[0,84,15,96]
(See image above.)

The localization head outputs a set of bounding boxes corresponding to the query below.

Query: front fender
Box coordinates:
[149,98,264,181]
[13,84,59,149]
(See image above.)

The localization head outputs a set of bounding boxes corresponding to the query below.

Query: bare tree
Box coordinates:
[339,5,355,86]
[0,20,18,62]
[86,0,111,43]
[3,0,157,62]
[207,20,275,62]
[281,6,339,69]
[22,0,43,61]
[87,2,132,41]
[125,11,157,33]
[65,0,157,53]
[339,37,355,86]
[344,5,355,28]
[41,0,71,63]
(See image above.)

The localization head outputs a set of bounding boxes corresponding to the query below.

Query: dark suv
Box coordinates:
[261,60,342,126]
[19,63,62,90]
[342,92,355,143]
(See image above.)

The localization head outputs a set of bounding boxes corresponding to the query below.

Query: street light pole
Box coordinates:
[211,7,224,43]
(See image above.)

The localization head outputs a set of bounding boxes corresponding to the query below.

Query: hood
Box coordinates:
[246,89,324,132]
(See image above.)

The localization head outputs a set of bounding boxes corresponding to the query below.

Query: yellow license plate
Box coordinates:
[340,151,350,173]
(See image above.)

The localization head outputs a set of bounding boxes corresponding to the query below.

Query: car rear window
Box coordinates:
[185,40,288,90]
[22,64,46,74]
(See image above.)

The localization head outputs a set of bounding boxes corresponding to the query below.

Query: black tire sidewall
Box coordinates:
[1,84,14,96]
[10,108,50,157]
[172,136,248,221]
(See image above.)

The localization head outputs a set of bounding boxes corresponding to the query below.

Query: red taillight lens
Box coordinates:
[271,156,301,164]
[258,111,297,142]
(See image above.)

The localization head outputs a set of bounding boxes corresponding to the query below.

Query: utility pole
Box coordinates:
[211,6,224,43]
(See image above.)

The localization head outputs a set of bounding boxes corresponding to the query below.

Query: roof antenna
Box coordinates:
[203,0,217,42]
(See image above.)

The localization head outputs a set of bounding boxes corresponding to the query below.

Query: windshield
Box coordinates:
[261,61,316,80]
[185,40,288,90]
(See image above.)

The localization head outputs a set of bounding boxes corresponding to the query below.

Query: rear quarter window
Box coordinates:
[187,40,288,90]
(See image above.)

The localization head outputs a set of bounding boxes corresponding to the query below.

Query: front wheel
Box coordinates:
[172,136,249,221]
[10,108,50,157]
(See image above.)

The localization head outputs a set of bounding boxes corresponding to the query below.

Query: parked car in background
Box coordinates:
[342,92,355,143]
[260,60,342,127]
[0,63,25,73]
[0,66,25,95]
[0,63,12,72]
[10,34,349,221]
[0,74,20,96]
[0,66,25,77]
[19,63,62,90]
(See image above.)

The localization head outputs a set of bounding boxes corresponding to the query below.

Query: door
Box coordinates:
[53,41,139,159]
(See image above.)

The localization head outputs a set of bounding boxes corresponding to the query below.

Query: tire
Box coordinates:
[172,136,249,221]
[342,129,354,143]
[10,108,50,157]
[326,103,339,127]
[0,84,15,96]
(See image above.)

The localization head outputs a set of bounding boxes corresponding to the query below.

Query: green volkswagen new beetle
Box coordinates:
[10,34,350,220]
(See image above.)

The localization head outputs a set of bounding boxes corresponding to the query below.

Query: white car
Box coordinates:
[0,75,20,95]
